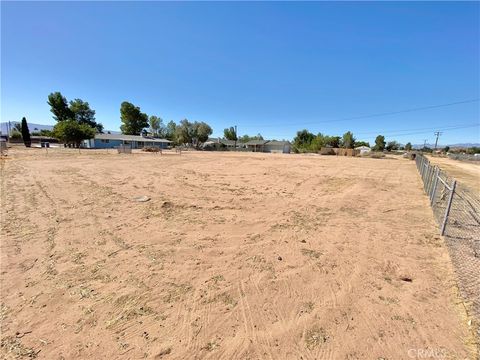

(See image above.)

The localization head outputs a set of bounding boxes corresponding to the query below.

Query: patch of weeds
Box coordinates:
[72,251,86,264]
[304,325,329,349]
[1,336,40,358]
[299,301,315,314]
[106,294,154,329]
[203,340,220,351]
[378,295,399,304]
[0,303,10,322]
[156,347,172,357]
[206,275,225,289]
[163,283,193,303]
[301,248,322,259]
[213,292,238,307]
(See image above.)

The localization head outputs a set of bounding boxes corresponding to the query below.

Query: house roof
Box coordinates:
[265,140,291,146]
[207,137,237,146]
[244,140,268,146]
[95,133,171,143]
[355,146,371,150]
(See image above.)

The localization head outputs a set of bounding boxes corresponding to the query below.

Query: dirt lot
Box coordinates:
[1,147,477,359]
[425,155,480,193]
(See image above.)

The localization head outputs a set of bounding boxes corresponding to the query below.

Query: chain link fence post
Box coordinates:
[430,166,439,205]
[441,179,456,236]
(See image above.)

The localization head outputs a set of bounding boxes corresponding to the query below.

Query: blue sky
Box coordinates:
[2,1,479,145]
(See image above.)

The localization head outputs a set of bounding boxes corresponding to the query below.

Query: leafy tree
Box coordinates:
[293,129,315,151]
[120,101,148,135]
[466,147,480,154]
[373,135,386,151]
[10,131,22,140]
[310,133,326,152]
[31,129,53,137]
[194,121,213,144]
[48,92,73,122]
[342,131,355,149]
[325,135,341,148]
[238,134,264,143]
[405,142,412,151]
[386,141,400,152]
[354,140,370,148]
[21,117,31,147]
[165,120,177,141]
[69,99,103,132]
[13,123,22,132]
[149,115,163,137]
[175,119,193,145]
[443,146,450,153]
[52,120,95,147]
[224,127,238,141]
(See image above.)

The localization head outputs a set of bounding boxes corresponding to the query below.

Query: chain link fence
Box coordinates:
[415,154,480,339]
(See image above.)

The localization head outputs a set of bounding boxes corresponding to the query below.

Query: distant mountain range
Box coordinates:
[1,121,54,134]
[1,121,120,135]
[413,143,480,149]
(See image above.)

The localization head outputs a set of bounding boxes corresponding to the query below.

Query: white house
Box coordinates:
[355,146,371,156]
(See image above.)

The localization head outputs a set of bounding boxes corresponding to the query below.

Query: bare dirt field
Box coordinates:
[425,155,480,194]
[1,147,477,359]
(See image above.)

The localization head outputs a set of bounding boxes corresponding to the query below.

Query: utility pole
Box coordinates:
[434,131,442,150]
[234,125,237,151]
[423,139,427,150]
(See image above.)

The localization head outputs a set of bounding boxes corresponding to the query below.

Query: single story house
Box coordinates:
[355,145,371,156]
[263,140,291,154]
[203,137,237,150]
[244,140,269,152]
[83,133,172,149]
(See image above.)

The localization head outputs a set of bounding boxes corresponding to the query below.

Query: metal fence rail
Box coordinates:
[415,154,480,332]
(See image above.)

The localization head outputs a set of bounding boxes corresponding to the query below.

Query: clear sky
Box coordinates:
[2,1,479,145]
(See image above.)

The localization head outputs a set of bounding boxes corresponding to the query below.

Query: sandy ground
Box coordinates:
[1,147,477,359]
[425,156,480,193]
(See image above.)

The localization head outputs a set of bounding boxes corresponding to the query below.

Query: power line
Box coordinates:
[254,98,479,128]
[353,123,479,136]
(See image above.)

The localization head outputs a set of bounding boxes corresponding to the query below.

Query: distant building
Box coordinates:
[244,140,269,152]
[83,133,171,149]
[203,137,237,150]
[355,145,371,156]
[263,141,291,154]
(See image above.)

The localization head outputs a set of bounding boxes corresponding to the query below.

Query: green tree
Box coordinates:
[342,131,355,149]
[165,120,177,141]
[310,133,326,152]
[373,135,386,151]
[194,121,213,145]
[52,120,95,147]
[69,99,103,132]
[120,101,148,135]
[175,119,193,145]
[149,115,163,137]
[386,141,400,152]
[224,127,238,141]
[354,140,370,148]
[293,129,315,151]
[325,135,341,148]
[444,146,450,153]
[405,142,413,151]
[48,92,73,122]
[21,117,31,147]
